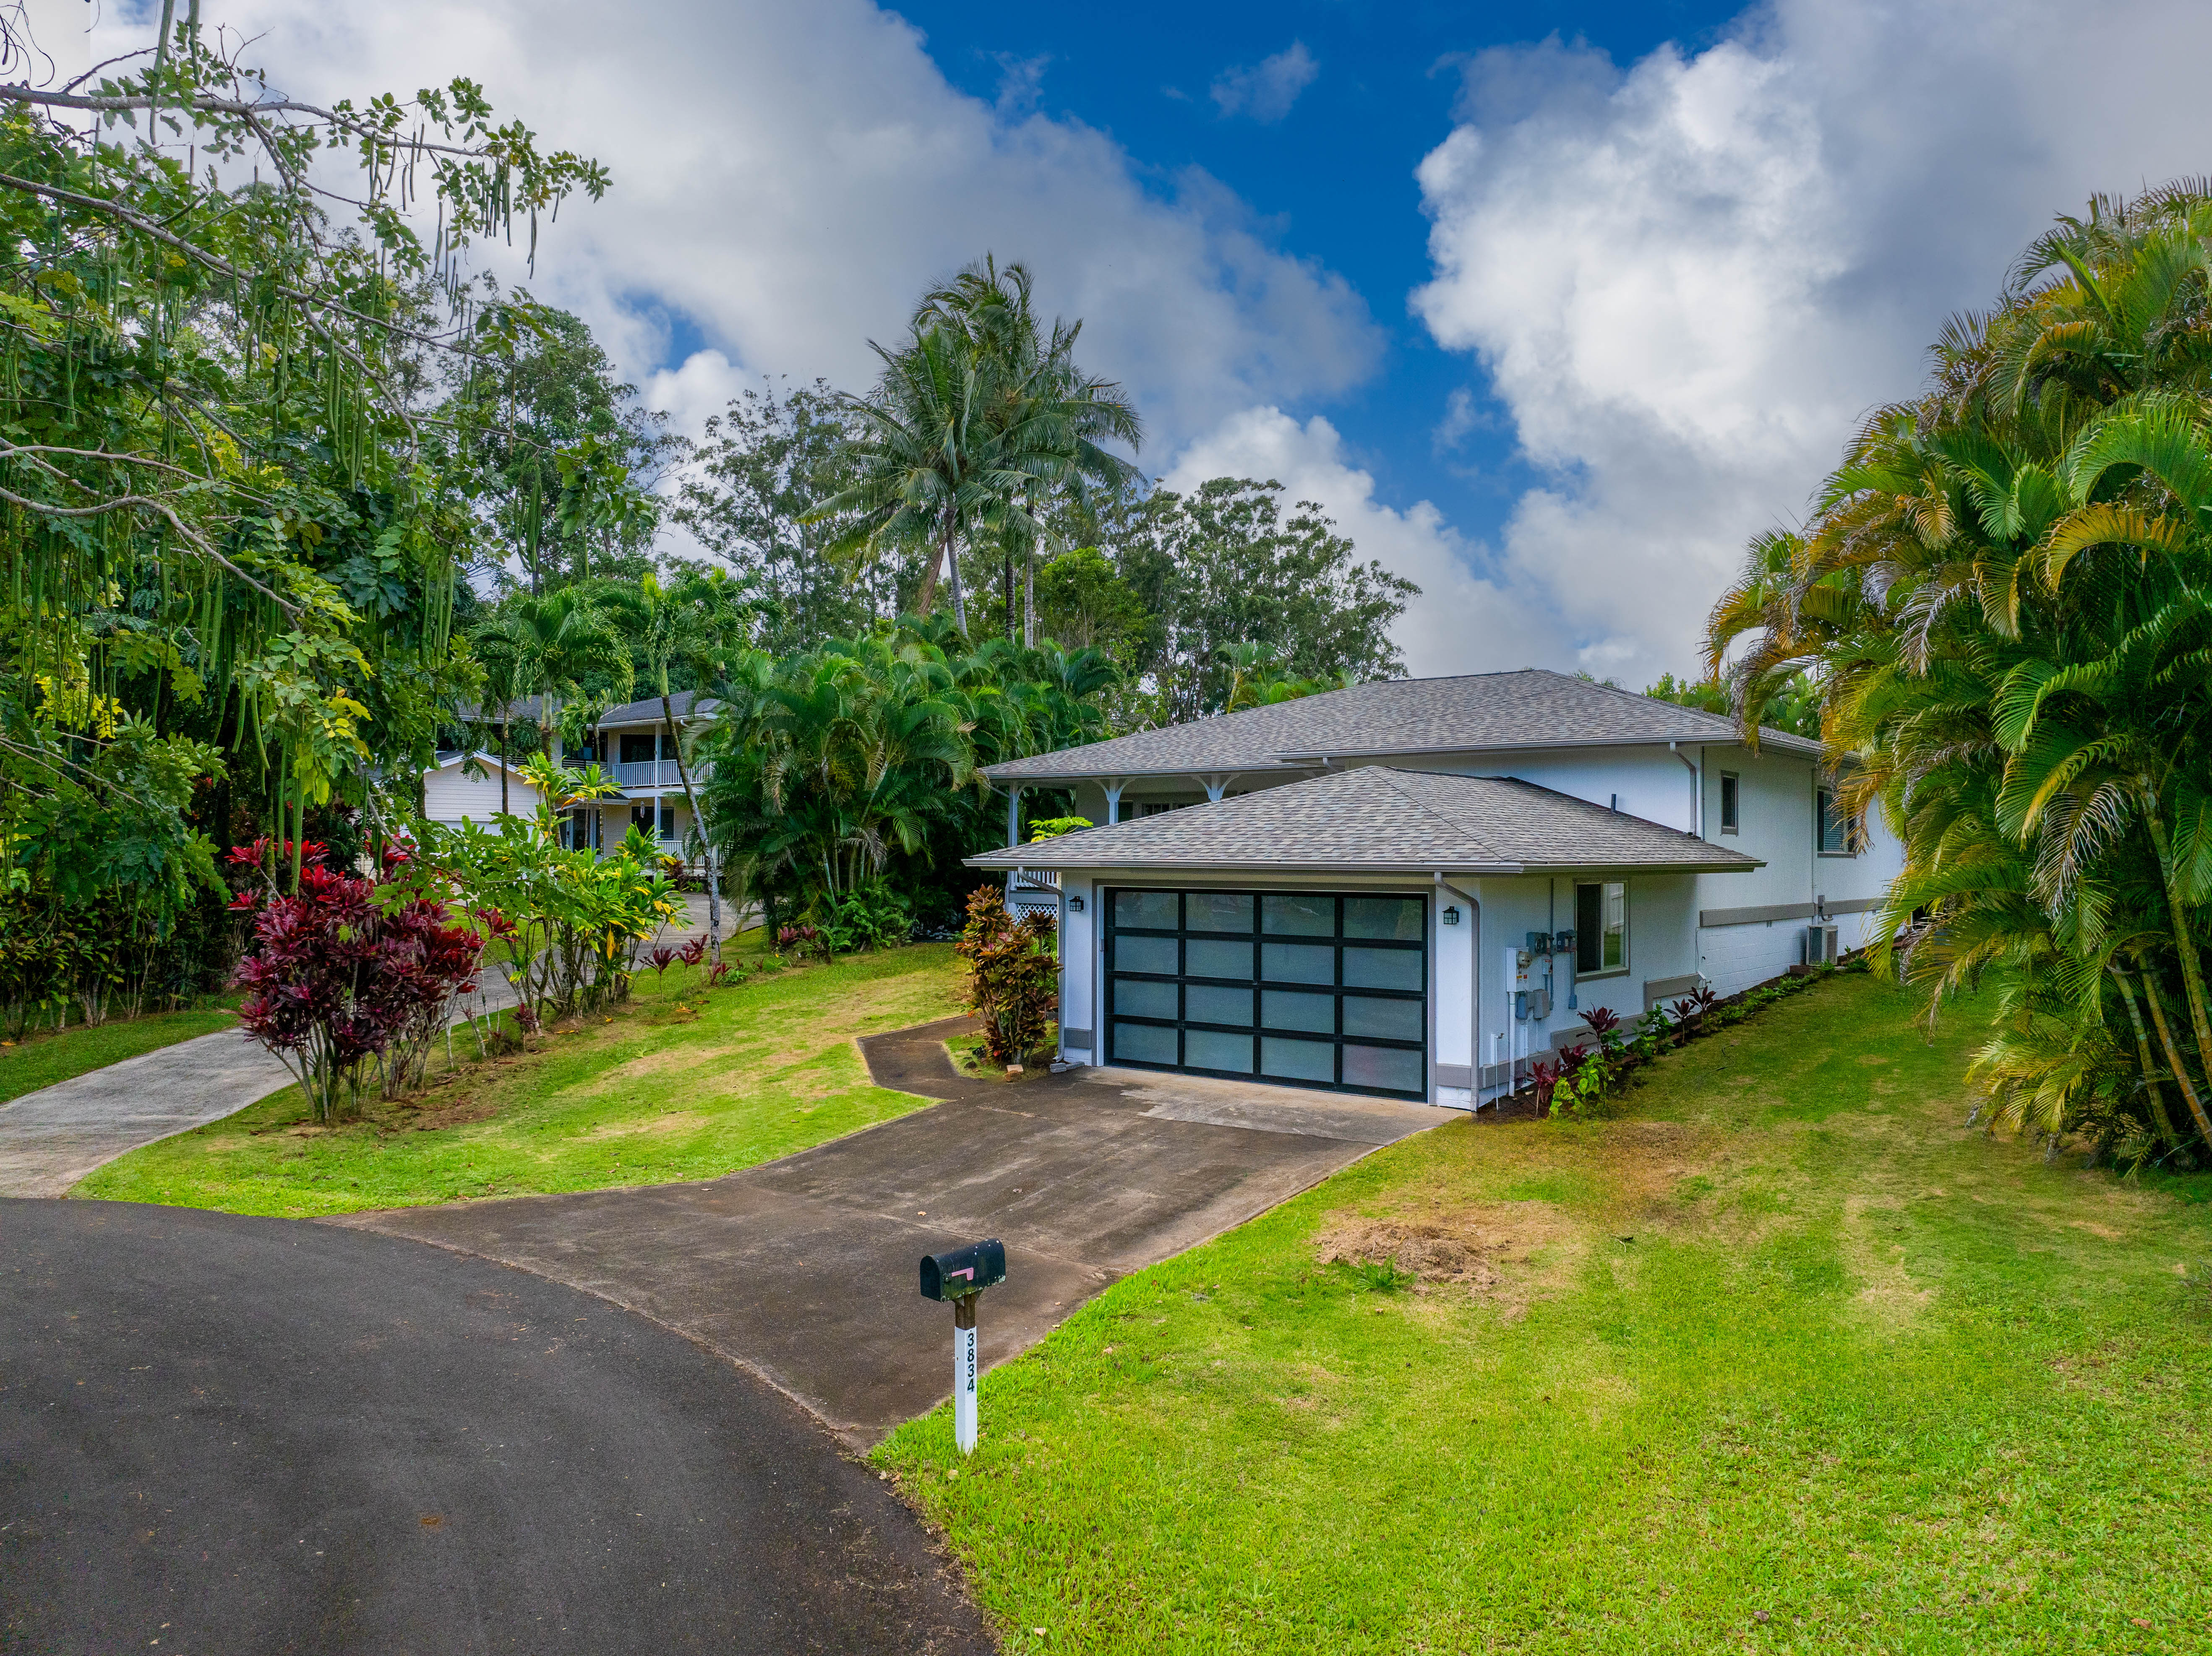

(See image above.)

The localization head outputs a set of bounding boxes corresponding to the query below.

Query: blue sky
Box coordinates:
[80,0,2212,683]
[895,0,1742,549]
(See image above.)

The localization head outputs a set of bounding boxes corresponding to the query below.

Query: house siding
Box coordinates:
[423,760,540,827]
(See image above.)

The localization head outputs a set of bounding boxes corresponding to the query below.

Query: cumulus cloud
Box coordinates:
[1162,409,1541,678]
[1412,0,2212,685]
[1210,42,1319,123]
[83,0,1378,456]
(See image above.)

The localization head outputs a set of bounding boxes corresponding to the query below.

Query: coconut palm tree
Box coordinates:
[814,259,1143,639]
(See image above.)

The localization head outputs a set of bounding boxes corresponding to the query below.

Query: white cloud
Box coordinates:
[83,0,1378,457]
[1210,42,1319,124]
[1411,1,2212,686]
[1162,408,1541,678]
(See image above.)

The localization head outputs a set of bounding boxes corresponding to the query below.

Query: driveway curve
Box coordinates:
[0,1199,989,1654]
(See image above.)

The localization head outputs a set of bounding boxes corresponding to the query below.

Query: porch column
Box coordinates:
[1004,784,1022,848]
[1196,771,1241,802]
[1102,776,1128,825]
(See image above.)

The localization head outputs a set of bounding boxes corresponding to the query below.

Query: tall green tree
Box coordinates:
[0,9,604,931]
[605,570,754,959]
[1705,182,2212,1169]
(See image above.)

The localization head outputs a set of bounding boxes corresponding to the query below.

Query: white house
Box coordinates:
[430,691,716,859]
[967,669,1901,1110]
[422,751,545,829]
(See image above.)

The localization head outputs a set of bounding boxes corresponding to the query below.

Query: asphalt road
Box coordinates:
[0,1200,991,1655]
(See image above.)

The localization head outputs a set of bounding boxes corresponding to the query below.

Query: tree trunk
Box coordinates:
[1003,541,1015,644]
[1024,549,1035,648]
[499,710,510,814]
[947,538,970,636]
[2113,965,2185,1148]
[663,691,721,966]
[2147,813,2212,1132]
[2137,964,2212,1145]
[914,508,954,618]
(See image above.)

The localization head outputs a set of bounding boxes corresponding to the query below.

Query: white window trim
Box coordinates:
[1719,771,1740,836]
[1575,879,1630,980]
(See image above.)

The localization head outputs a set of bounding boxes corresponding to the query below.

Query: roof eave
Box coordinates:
[964,852,1763,875]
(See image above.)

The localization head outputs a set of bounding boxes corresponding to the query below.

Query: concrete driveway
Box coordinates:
[342,1018,1445,1445]
[0,1199,989,1654]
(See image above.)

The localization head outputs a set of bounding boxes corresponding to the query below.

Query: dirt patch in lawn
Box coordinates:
[1315,1199,1588,1312]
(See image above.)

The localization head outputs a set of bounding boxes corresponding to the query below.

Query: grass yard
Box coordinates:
[79,944,963,1215]
[0,1007,239,1106]
[879,971,2212,1655]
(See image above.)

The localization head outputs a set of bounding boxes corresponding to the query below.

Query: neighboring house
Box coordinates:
[967,669,1902,1109]
[433,691,717,859]
[422,751,545,829]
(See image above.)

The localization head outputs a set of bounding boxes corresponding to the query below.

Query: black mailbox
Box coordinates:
[920,1239,1006,1302]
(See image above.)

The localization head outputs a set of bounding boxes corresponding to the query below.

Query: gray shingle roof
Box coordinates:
[982,669,1815,783]
[966,766,1763,875]
[455,691,716,728]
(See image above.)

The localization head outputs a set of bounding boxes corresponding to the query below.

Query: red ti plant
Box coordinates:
[1529,1057,1560,1112]
[678,935,707,969]
[229,843,482,1121]
[644,945,679,980]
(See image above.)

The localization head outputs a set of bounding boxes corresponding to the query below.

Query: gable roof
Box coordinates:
[966,766,1763,876]
[981,669,1816,784]
[453,690,717,729]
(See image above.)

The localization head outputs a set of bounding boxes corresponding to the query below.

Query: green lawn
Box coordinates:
[79,944,964,1215]
[0,1007,239,1106]
[878,971,2212,1654]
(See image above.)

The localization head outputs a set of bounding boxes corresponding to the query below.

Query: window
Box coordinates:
[619,732,657,765]
[1719,772,1740,834]
[633,803,676,839]
[1816,788,1856,855]
[1575,881,1627,976]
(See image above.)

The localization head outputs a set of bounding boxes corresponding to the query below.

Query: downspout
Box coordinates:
[1435,874,1483,1111]
[1669,740,1701,838]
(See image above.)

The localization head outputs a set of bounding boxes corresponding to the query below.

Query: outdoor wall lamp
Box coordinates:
[1066,894,1086,914]
[1442,905,1461,925]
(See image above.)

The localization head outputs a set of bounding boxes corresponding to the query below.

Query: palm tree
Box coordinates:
[1705,181,2212,1166]
[814,258,1143,640]
[607,570,751,961]
[471,588,631,848]
[913,258,1145,643]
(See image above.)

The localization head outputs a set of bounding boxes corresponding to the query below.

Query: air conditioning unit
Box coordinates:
[1803,924,1840,966]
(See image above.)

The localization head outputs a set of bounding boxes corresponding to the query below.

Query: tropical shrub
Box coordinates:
[816,882,913,954]
[426,818,680,1029]
[228,841,483,1122]
[957,886,1058,1069]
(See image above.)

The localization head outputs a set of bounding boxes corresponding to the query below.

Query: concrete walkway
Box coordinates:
[0,980,516,1199]
[342,1017,1447,1446]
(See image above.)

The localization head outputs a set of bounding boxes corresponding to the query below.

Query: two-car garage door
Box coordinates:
[1104,888,1427,1100]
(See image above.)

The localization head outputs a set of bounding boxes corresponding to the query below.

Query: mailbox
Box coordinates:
[920,1239,1007,1302]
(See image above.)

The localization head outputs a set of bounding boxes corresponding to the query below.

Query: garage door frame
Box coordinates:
[1103,886,1428,1100]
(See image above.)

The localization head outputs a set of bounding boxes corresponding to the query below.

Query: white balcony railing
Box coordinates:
[611,759,695,788]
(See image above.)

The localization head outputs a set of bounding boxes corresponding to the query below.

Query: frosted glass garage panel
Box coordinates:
[1115,890,1178,930]
[1344,896,1424,940]
[1115,935,1179,975]
[1261,989,1335,1033]
[1184,939,1255,980]
[1184,1029,1255,1073]
[1343,947,1423,991]
[1185,984,1254,1026]
[1342,1044,1423,1094]
[1261,893,1334,936]
[1185,892,1253,933]
[1113,1022,1177,1065]
[1113,979,1178,1019]
[1261,1037,1336,1083]
[1262,942,1336,984]
[1341,996,1423,1041]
